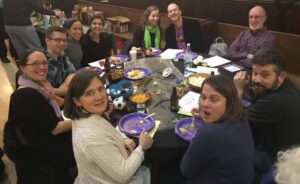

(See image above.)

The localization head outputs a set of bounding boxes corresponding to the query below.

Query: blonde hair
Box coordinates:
[275,147,300,184]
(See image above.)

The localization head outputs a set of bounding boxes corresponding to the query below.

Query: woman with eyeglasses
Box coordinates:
[180,75,254,184]
[81,14,114,67]
[5,48,76,183]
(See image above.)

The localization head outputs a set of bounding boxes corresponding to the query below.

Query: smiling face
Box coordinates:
[249,6,266,31]
[147,9,160,26]
[73,77,108,115]
[252,64,285,94]
[46,31,67,56]
[167,3,182,22]
[20,51,48,82]
[200,84,226,123]
[90,18,104,35]
[68,21,83,41]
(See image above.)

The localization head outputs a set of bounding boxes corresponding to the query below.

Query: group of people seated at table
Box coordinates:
[3,1,300,184]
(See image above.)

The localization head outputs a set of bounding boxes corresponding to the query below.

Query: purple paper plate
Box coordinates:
[118,112,155,135]
[124,67,150,80]
[175,117,203,142]
[145,48,161,56]
[176,51,198,60]
[76,66,102,74]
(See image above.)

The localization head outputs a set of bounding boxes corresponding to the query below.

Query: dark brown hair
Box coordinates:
[89,14,105,26]
[45,26,67,38]
[63,18,81,30]
[64,70,105,120]
[201,75,246,122]
[18,48,44,67]
[252,50,286,75]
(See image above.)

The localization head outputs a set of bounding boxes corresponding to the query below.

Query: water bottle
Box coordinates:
[183,43,193,68]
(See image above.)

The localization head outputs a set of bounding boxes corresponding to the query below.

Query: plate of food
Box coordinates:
[109,54,129,64]
[144,48,161,56]
[124,67,150,80]
[175,117,203,142]
[188,73,210,91]
[176,51,198,60]
[118,112,155,135]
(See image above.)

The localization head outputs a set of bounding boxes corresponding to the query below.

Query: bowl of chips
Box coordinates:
[129,92,151,104]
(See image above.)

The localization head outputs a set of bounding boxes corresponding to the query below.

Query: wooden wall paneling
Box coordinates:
[81,0,300,35]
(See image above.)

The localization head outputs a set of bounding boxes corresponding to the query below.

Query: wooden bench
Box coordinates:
[79,1,300,75]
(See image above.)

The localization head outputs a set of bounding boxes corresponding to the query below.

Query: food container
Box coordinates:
[188,73,209,92]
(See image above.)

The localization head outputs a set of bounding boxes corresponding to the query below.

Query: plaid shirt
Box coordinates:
[45,50,75,88]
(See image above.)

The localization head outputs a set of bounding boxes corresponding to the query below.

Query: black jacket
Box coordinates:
[165,18,206,53]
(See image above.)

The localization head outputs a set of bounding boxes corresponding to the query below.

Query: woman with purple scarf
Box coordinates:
[6,48,76,183]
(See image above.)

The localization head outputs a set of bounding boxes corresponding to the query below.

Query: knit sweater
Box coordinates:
[73,115,145,184]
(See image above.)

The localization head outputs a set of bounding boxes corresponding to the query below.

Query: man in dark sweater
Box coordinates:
[234,50,300,173]
[165,3,206,53]
[3,0,62,56]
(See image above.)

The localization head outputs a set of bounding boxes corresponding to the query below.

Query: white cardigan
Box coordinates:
[72,114,145,184]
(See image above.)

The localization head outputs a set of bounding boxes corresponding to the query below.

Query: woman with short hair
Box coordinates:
[81,14,114,66]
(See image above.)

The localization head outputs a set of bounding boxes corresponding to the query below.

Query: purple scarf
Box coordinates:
[18,75,62,118]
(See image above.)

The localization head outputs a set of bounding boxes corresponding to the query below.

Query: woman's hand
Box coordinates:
[139,130,153,151]
[191,108,201,118]
[123,138,136,155]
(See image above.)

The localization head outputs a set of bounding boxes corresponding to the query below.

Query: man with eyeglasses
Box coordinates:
[226,6,274,69]
[44,26,75,96]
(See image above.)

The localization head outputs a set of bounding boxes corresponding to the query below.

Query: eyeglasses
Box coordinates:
[26,61,49,68]
[48,37,67,42]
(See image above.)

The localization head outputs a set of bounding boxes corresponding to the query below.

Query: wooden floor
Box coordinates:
[0,55,18,184]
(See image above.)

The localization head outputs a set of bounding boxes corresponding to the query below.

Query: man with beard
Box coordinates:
[234,50,300,174]
[226,6,274,69]
[165,3,206,53]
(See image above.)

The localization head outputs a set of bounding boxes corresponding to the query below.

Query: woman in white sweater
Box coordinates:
[64,70,153,184]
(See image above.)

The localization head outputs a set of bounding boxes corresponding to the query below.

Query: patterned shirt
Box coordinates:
[45,50,75,88]
[226,27,274,68]
[175,26,186,50]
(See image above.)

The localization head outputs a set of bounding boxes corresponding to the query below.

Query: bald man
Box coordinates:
[226,6,274,69]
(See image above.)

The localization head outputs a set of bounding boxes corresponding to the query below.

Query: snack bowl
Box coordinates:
[129,92,151,104]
